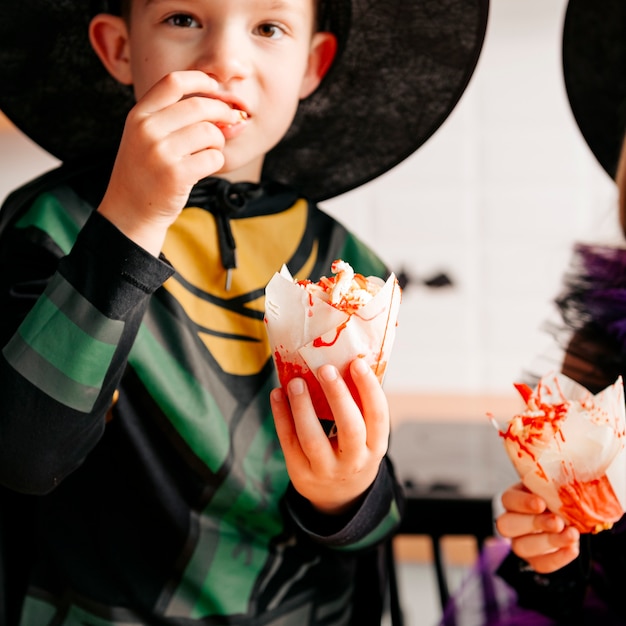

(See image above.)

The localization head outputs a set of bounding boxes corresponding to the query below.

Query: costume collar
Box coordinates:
[185,177,301,289]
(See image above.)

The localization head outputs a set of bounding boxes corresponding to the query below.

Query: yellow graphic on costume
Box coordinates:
[161,199,317,376]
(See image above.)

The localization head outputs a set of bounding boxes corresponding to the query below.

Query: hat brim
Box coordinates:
[562,0,626,180]
[0,0,489,201]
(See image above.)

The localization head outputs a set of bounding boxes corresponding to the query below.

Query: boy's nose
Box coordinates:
[196,29,251,84]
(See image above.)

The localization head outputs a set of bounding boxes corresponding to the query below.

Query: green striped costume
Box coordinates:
[0,165,403,625]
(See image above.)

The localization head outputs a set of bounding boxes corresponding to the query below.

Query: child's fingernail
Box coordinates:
[319,365,338,381]
[289,378,305,395]
[353,358,369,375]
[271,388,284,403]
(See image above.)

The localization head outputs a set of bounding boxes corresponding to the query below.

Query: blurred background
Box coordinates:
[0,1,619,623]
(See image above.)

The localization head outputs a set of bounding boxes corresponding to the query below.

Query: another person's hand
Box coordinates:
[270,357,389,516]
[98,70,243,255]
[496,483,581,573]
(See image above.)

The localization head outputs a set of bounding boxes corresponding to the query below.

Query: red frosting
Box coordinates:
[558,474,622,534]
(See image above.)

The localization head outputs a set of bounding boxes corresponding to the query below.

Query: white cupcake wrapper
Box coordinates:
[264,264,401,417]
[495,373,626,532]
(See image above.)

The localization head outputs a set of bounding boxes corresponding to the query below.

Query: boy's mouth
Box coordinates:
[216,108,249,131]
[186,93,250,124]
[219,101,250,128]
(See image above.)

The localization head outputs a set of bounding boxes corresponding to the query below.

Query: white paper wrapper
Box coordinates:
[264,263,401,424]
[493,372,626,533]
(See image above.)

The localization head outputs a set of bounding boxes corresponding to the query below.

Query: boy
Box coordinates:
[0,0,488,624]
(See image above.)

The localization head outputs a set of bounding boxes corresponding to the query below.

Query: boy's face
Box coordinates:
[96,0,336,182]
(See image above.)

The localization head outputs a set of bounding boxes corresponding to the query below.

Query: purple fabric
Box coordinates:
[561,243,626,352]
[438,539,626,626]
[439,540,555,626]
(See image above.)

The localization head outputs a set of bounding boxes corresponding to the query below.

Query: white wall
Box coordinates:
[0,0,618,397]
[323,0,618,395]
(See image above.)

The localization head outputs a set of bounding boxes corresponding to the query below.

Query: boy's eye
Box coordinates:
[166,14,200,28]
[256,23,284,39]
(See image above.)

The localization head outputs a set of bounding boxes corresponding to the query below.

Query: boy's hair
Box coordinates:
[316,0,332,33]
[106,0,129,20]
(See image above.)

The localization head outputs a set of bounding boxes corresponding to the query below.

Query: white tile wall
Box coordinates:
[0,0,620,399]
[323,0,618,395]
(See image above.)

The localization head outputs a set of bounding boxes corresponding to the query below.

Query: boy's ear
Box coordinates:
[299,33,338,100]
[89,14,133,85]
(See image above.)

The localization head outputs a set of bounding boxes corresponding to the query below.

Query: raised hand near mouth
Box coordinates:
[98,70,244,256]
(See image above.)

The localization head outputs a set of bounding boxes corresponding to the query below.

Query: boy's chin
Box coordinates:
[219,154,264,184]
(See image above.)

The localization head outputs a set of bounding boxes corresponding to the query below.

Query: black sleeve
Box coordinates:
[496,537,591,623]
[285,456,405,549]
[0,210,173,494]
